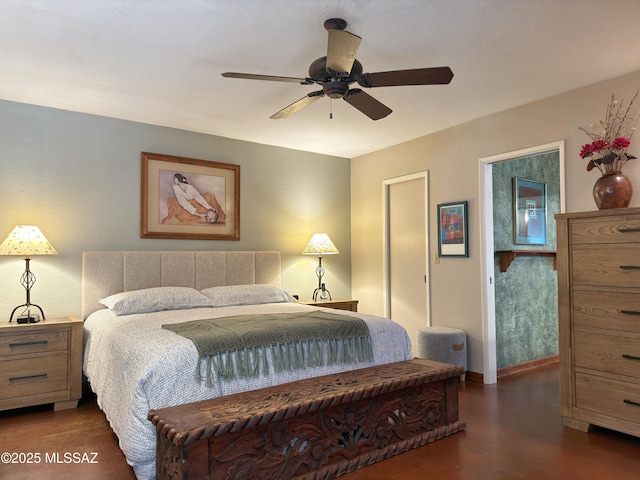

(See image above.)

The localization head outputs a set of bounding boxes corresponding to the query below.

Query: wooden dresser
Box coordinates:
[0,316,83,411]
[556,208,640,437]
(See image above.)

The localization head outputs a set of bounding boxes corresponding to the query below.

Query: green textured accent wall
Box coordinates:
[492,152,560,369]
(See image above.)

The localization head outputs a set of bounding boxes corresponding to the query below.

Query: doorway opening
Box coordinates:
[479,141,565,384]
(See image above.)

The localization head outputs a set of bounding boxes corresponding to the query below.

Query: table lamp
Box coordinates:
[302,233,339,301]
[0,225,58,323]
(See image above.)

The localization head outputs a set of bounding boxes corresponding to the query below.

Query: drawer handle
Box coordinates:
[622,354,640,362]
[619,265,640,270]
[620,310,640,316]
[624,399,640,407]
[618,227,640,233]
[9,340,48,348]
[9,373,48,382]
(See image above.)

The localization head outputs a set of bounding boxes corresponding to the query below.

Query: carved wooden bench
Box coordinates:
[149,358,466,480]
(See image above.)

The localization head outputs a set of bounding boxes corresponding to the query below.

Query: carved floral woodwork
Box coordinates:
[151,359,465,480]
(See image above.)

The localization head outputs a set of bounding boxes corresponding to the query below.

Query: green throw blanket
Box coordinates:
[162,310,373,385]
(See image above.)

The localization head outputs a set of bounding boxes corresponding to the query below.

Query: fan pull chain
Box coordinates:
[330,98,333,119]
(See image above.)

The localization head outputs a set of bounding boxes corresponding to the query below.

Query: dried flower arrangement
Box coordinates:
[579,90,639,174]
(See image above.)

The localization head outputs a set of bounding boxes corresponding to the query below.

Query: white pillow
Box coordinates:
[99,287,213,316]
[200,284,296,307]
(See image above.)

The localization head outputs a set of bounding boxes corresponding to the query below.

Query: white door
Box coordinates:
[384,172,429,356]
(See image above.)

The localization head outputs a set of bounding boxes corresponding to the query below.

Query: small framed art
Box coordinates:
[141,152,240,240]
[513,177,546,245]
[437,201,469,257]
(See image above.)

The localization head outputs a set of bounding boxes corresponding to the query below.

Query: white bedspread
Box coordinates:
[82,302,412,479]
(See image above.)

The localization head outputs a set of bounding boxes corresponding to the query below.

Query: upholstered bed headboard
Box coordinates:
[81,251,281,319]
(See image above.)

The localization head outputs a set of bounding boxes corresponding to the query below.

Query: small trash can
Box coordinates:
[417,326,467,380]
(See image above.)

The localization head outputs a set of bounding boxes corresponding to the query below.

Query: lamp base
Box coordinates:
[312,285,332,301]
[17,314,41,324]
[10,303,45,323]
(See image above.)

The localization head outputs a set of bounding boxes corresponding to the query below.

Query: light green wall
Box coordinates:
[492,152,560,369]
[0,100,352,318]
[351,69,640,376]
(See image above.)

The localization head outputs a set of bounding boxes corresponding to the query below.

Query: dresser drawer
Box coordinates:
[575,330,640,379]
[572,248,640,288]
[0,354,68,400]
[573,290,640,333]
[571,217,640,244]
[0,330,69,357]
[575,373,640,425]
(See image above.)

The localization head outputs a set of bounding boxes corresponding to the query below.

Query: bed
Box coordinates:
[81,251,459,480]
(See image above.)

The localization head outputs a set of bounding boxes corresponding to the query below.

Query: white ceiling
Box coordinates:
[2,0,640,158]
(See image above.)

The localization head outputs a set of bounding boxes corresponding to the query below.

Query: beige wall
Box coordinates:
[4,70,640,376]
[0,101,352,318]
[351,70,640,375]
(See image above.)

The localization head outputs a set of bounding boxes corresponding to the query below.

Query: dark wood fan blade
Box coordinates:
[343,89,392,120]
[222,72,313,85]
[326,29,361,77]
[358,66,454,87]
[270,91,325,119]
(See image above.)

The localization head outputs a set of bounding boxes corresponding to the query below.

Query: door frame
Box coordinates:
[382,171,430,323]
[478,140,565,384]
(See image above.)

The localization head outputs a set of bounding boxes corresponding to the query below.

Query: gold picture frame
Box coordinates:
[140,152,240,240]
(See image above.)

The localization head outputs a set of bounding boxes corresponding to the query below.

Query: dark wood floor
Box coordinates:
[1,363,640,479]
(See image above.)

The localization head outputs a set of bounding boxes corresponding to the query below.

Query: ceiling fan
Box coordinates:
[222,18,454,121]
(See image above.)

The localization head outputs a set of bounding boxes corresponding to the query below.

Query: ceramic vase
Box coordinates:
[593,172,632,209]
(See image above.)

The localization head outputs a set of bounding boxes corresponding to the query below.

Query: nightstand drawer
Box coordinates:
[303,299,358,312]
[0,354,68,400]
[317,300,357,311]
[0,330,69,357]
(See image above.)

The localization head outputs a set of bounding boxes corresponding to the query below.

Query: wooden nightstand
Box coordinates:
[0,316,83,411]
[302,299,358,312]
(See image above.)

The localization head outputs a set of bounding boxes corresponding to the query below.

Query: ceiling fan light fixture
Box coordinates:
[323,82,349,99]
